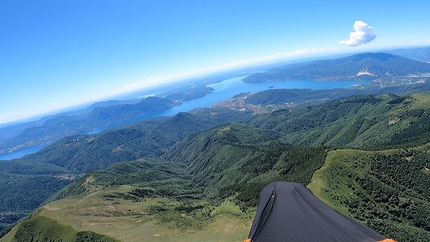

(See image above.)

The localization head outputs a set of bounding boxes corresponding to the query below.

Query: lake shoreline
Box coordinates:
[0,77,371,160]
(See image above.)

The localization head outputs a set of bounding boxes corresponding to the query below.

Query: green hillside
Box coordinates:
[2,215,118,242]
[0,109,251,231]
[246,93,430,149]
[309,147,430,241]
[50,123,326,212]
[243,84,430,108]
[2,93,430,241]
[163,123,326,208]
[1,124,326,242]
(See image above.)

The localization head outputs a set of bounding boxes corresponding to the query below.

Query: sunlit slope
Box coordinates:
[308,146,430,242]
[247,93,430,149]
[1,159,252,242]
[1,188,250,242]
[0,215,118,242]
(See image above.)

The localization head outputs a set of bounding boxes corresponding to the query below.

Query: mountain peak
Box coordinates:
[243,51,430,82]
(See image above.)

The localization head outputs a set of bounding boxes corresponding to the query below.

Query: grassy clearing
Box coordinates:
[0,215,117,242]
[412,93,430,109]
[2,186,251,242]
[308,149,371,215]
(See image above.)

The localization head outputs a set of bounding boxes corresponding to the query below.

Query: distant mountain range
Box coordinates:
[243,52,430,82]
[386,46,430,62]
[0,75,226,156]
[0,97,175,156]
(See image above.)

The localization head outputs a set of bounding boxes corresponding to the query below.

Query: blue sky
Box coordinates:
[1,0,430,124]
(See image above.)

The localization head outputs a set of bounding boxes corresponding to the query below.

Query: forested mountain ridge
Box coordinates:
[162,124,327,206]
[2,93,430,241]
[19,112,217,173]
[2,124,327,242]
[243,82,430,108]
[245,93,430,149]
[243,52,430,82]
[309,147,430,241]
[0,109,252,232]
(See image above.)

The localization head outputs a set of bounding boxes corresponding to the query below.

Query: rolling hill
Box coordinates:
[243,52,430,82]
[245,93,430,149]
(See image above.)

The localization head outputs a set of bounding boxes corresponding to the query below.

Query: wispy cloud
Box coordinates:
[0,112,20,118]
[119,48,328,92]
[219,48,327,67]
[340,21,376,47]
[0,112,21,124]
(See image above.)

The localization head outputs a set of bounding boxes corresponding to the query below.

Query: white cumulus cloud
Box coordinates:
[340,21,376,47]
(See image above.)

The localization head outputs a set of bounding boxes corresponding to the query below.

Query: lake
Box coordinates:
[160,77,370,116]
[0,144,50,160]
[0,76,369,160]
